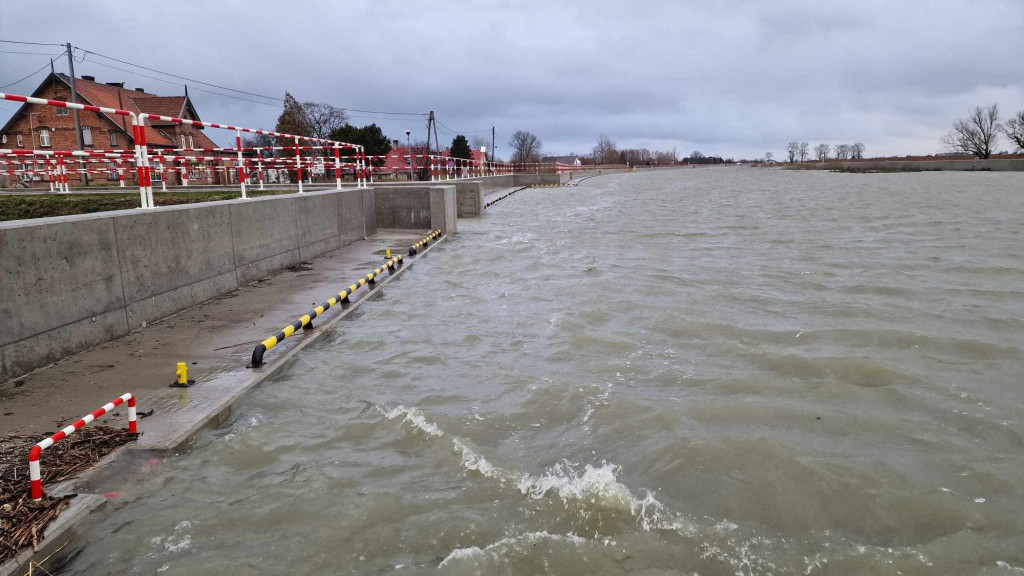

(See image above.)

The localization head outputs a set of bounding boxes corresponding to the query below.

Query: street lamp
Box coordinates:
[405,130,412,180]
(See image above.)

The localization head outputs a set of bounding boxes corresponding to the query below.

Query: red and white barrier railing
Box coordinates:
[1,91,368,205]
[1,92,146,204]
[28,392,138,501]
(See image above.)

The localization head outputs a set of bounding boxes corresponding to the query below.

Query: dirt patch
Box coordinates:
[0,426,136,562]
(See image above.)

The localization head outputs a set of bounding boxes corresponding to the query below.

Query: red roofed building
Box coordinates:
[0,73,224,187]
[378,142,488,178]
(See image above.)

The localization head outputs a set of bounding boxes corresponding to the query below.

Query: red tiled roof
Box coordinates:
[131,96,187,120]
[54,74,216,148]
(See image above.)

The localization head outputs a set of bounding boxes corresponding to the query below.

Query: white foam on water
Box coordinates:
[379,405,444,437]
[438,531,588,568]
[379,404,931,574]
[381,403,688,534]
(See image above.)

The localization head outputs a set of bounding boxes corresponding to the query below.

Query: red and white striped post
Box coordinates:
[333,143,342,189]
[28,393,138,501]
[294,136,303,193]
[236,128,247,198]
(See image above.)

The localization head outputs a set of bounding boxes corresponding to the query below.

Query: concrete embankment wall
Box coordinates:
[798,159,1024,172]
[0,186,454,382]
[383,173,569,217]
[372,185,457,234]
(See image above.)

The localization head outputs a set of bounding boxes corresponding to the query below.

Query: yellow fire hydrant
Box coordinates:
[176,362,188,385]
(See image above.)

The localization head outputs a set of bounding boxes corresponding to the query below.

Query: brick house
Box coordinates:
[0,73,225,187]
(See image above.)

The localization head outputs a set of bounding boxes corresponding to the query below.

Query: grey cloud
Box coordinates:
[1,0,1022,159]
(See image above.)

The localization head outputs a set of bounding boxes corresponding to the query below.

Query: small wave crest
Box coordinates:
[379,405,686,534]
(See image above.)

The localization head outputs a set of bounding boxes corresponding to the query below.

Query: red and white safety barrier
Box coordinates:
[28,392,138,501]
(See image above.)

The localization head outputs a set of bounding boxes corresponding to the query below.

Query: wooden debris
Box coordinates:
[0,426,135,563]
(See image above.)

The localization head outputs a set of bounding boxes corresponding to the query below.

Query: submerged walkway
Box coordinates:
[0,230,435,440]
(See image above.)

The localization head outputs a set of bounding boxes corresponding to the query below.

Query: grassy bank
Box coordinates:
[0,190,295,222]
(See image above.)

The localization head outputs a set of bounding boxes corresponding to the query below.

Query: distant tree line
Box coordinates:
[782,141,864,163]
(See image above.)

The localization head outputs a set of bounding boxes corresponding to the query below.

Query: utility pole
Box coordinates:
[425,113,432,157]
[65,43,88,186]
[490,124,495,162]
[430,111,439,158]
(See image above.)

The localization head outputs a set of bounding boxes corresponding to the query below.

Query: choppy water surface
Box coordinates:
[65,168,1024,575]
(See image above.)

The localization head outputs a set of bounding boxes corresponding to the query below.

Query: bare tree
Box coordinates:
[302,101,348,141]
[814,143,831,162]
[508,130,542,164]
[592,134,618,164]
[941,104,1000,159]
[1003,110,1024,152]
[764,151,774,163]
[469,135,490,153]
[786,141,799,164]
[851,142,866,159]
[798,142,810,162]
[835,144,851,160]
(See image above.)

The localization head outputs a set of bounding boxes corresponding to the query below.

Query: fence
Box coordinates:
[28,392,138,500]
[1,91,367,208]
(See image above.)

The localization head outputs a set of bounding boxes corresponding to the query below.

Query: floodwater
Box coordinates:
[63,168,1024,575]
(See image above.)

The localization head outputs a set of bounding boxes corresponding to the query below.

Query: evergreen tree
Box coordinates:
[329,123,393,166]
[449,134,473,159]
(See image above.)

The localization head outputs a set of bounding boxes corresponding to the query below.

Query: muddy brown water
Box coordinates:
[60,168,1024,575]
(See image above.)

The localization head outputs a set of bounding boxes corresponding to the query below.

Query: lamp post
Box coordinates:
[405,130,412,181]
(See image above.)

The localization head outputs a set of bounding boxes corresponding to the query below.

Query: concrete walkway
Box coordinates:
[0,230,433,438]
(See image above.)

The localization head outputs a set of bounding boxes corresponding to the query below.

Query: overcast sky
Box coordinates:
[2,0,1023,160]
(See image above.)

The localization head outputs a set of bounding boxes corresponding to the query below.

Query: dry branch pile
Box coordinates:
[0,426,136,563]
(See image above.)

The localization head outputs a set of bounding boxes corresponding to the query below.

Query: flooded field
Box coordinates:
[62,168,1024,575]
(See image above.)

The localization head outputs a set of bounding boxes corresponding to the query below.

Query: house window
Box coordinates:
[188,165,201,180]
[188,135,194,149]
[110,132,118,147]
[39,129,51,147]
[17,134,24,148]
[82,126,92,146]
[20,163,31,182]
[150,161,162,182]
[180,135,186,149]
[107,162,119,181]
[1,135,6,144]
[56,107,69,117]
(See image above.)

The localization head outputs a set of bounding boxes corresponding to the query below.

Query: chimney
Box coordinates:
[81,75,96,82]
[105,82,125,88]
[393,140,400,148]
[135,87,145,92]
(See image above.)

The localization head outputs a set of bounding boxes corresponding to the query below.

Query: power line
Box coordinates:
[0,39,65,47]
[0,54,64,90]
[0,49,65,56]
[76,46,429,117]
[78,47,286,103]
[82,56,282,108]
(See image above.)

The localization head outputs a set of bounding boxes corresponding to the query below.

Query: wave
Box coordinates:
[438,531,588,568]
[379,405,680,533]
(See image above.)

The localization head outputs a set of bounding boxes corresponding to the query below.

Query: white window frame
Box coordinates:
[150,161,163,182]
[39,129,51,147]
[82,126,93,146]
[56,107,69,117]
[188,165,201,180]
[107,162,119,181]
[19,163,31,182]
[188,135,194,149]
[110,131,118,147]
[180,135,186,149]
[17,134,24,147]
[1,134,7,144]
